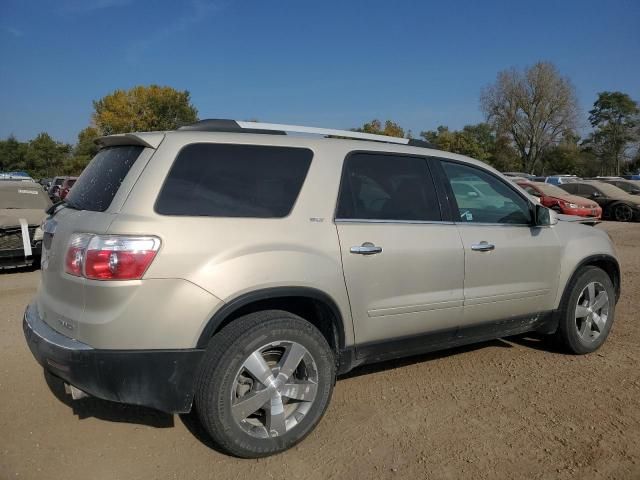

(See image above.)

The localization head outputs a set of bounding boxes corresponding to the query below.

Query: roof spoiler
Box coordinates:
[95,132,165,149]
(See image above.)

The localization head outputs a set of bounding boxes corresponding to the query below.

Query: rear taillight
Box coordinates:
[65,234,160,280]
[65,234,92,276]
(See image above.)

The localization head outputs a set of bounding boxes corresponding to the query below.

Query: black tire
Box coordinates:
[195,310,335,458]
[612,202,634,222]
[555,266,616,354]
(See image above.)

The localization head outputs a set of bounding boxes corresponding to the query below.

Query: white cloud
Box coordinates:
[3,26,24,37]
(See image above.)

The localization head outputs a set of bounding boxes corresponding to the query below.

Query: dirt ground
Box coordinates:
[1,221,639,480]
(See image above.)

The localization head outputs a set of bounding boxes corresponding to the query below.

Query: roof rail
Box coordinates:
[178,119,436,148]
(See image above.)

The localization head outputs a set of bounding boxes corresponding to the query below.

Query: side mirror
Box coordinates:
[591,192,601,198]
[535,203,558,226]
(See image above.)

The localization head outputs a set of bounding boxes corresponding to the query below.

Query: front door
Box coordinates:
[335,152,465,345]
[439,160,562,325]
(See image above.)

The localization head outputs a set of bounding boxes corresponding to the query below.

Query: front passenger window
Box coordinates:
[441,161,531,224]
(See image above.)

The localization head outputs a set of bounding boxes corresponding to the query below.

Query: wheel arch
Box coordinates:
[561,254,621,305]
[196,287,347,353]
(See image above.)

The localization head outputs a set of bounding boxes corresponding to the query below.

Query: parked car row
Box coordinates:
[46,176,77,201]
[505,173,640,222]
[516,181,602,218]
[560,181,640,222]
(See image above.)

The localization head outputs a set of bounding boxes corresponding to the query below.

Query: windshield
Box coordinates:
[0,185,52,209]
[65,145,144,212]
[535,183,572,197]
[591,182,630,197]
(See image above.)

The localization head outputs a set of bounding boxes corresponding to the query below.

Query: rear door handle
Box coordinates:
[471,241,495,252]
[350,242,383,255]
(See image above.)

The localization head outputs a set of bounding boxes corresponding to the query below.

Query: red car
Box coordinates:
[517,181,602,218]
[59,177,77,200]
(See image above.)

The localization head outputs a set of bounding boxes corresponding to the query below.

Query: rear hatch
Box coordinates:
[37,142,156,338]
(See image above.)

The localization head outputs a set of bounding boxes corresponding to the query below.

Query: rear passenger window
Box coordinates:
[155,144,312,217]
[336,153,441,221]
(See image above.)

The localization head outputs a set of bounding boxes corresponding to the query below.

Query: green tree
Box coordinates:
[626,150,640,174]
[64,126,101,175]
[24,133,71,178]
[92,85,198,135]
[353,119,405,138]
[421,123,520,171]
[541,140,580,175]
[481,62,579,173]
[0,135,28,171]
[587,91,639,175]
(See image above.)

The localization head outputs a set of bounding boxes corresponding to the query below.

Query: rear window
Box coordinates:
[155,143,313,217]
[65,146,144,212]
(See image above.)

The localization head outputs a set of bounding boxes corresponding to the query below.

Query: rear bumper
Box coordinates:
[23,303,205,413]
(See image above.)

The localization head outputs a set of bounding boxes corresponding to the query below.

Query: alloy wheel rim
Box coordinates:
[575,281,609,342]
[231,341,319,439]
[615,204,633,221]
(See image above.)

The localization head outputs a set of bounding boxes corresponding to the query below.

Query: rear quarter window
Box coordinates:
[65,146,144,212]
[155,143,313,218]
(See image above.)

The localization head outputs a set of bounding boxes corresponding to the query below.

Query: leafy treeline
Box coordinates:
[0,85,198,178]
[357,63,639,176]
[1,65,638,178]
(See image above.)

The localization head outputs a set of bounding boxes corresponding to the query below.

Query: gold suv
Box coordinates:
[24,120,620,457]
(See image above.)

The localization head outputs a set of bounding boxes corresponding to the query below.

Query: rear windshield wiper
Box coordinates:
[46,199,80,215]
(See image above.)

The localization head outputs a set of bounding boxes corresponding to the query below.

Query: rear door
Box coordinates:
[335,152,464,346]
[437,159,562,325]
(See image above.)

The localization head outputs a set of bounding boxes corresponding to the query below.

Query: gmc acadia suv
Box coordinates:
[23,119,620,458]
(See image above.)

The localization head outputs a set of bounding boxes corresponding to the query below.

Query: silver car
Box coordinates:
[24,120,620,458]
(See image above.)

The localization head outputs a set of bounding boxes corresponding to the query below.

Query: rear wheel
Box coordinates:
[195,310,335,458]
[613,203,634,222]
[555,266,615,354]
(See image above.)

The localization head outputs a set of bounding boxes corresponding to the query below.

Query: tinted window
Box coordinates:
[442,161,531,224]
[521,185,540,196]
[156,144,312,217]
[336,153,441,221]
[559,183,579,195]
[580,185,600,197]
[66,146,144,212]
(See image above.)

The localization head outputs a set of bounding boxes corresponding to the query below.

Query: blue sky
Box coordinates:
[1,0,638,144]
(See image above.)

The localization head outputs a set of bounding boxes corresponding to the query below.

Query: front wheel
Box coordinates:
[195,310,335,458]
[555,266,616,354]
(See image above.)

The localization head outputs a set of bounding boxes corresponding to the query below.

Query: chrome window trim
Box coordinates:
[334,218,455,225]
[453,221,534,228]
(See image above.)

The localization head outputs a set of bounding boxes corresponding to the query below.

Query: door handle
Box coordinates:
[471,241,495,252]
[350,242,383,255]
